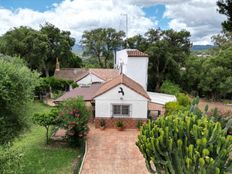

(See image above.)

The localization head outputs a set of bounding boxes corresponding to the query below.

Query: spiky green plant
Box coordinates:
[136,111,232,174]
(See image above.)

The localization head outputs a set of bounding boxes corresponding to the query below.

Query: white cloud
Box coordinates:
[0,0,226,44]
[163,0,226,44]
[0,0,155,43]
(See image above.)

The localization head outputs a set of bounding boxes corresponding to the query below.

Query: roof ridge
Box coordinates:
[94,73,150,99]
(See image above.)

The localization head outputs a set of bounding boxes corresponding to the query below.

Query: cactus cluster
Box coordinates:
[136,111,232,174]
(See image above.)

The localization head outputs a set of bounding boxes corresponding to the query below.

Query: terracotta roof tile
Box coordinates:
[94,74,150,99]
[54,83,102,102]
[54,68,119,82]
[127,49,148,57]
[54,68,89,81]
[90,69,120,81]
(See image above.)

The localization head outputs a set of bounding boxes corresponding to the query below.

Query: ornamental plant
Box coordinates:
[58,97,90,146]
[33,108,59,144]
[136,111,232,174]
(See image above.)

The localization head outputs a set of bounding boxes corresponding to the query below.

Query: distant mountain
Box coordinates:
[191,45,214,51]
[72,44,84,55]
[73,44,214,55]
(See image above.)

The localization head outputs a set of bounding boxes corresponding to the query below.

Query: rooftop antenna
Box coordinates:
[121,13,128,48]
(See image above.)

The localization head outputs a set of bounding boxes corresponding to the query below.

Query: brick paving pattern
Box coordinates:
[81,125,149,174]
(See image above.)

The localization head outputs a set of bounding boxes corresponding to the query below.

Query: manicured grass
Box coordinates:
[11,101,80,174]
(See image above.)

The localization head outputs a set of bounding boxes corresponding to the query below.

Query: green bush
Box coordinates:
[115,121,124,128]
[136,111,232,174]
[164,102,182,115]
[160,80,181,95]
[177,93,191,107]
[0,55,39,144]
[0,146,24,174]
[165,93,191,115]
[58,97,90,146]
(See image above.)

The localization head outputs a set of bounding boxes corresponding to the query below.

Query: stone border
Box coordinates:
[78,140,88,174]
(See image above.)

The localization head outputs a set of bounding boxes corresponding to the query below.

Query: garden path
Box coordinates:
[81,124,149,174]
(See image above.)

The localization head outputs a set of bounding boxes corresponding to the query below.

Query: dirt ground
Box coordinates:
[198,99,232,113]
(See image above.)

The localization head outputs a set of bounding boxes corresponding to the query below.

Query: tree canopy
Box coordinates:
[81,28,125,68]
[0,23,82,77]
[182,47,232,99]
[126,29,191,91]
[217,0,232,32]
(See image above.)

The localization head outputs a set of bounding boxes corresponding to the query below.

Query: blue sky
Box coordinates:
[0,0,63,12]
[143,5,171,30]
[0,0,225,44]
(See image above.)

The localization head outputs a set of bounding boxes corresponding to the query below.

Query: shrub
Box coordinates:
[0,146,24,174]
[136,111,232,174]
[160,80,181,95]
[177,93,191,107]
[99,119,106,127]
[115,121,124,128]
[164,102,182,115]
[0,55,39,144]
[58,97,90,146]
[33,108,59,144]
[136,120,143,129]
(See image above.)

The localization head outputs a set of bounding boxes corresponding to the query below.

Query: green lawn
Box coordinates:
[11,101,81,174]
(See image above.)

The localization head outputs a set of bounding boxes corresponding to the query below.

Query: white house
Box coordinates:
[93,74,150,128]
[54,49,176,128]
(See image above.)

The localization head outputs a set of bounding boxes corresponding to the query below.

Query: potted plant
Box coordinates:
[115,120,124,131]
[136,120,143,130]
[99,119,106,130]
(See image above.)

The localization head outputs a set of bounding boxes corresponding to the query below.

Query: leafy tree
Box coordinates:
[126,29,191,91]
[181,56,205,96]
[199,47,232,99]
[35,76,78,100]
[81,28,125,68]
[125,34,148,52]
[160,80,181,95]
[0,55,39,144]
[40,23,78,75]
[0,23,81,76]
[137,111,232,174]
[58,97,90,146]
[217,0,232,32]
[33,109,59,144]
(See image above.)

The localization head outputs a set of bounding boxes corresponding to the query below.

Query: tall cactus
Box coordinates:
[136,111,232,174]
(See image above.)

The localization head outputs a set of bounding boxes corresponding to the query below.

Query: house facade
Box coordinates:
[54,49,176,128]
[94,74,150,128]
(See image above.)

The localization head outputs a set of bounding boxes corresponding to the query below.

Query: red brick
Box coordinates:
[95,118,147,129]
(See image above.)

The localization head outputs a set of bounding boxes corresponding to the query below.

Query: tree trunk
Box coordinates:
[155,81,161,92]
[97,56,103,68]
[45,69,49,77]
[46,126,49,144]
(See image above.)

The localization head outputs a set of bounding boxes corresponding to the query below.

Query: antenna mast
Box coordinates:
[121,13,128,39]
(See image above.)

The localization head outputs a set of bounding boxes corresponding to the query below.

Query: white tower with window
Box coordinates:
[115,49,149,90]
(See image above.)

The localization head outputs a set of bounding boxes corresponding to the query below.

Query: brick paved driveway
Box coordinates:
[81,125,149,174]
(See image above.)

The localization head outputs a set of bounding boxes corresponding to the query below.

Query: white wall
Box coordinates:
[77,73,104,86]
[115,50,128,71]
[127,57,148,90]
[94,84,149,119]
[116,49,148,90]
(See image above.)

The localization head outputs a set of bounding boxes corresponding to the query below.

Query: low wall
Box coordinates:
[95,117,147,129]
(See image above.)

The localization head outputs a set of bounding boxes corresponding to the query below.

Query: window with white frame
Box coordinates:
[112,104,130,117]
